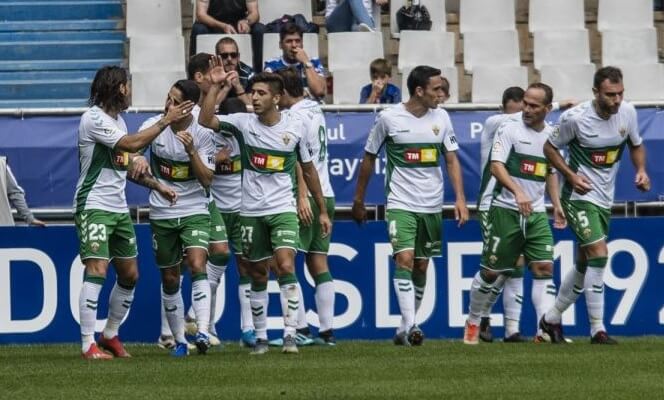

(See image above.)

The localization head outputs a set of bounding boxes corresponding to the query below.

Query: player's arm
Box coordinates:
[543,141,591,195]
[629,141,650,192]
[443,150,469,226]
[300,161,331,236]
[199,56,233,131]
[296,163,314,226]
[115,102,194,153]
[127,161,178,205]
[491,160,532,217]
[175,131,214,188]
[294,52,325,98]
[545,170,566,229]
[351,152,376,224]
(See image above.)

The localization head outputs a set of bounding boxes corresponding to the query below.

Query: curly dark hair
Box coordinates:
[89,65,129,112]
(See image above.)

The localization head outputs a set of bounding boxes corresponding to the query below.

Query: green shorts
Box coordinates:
[221,211,242,255]
[208,202,228,243]
[150,214,211,268]
[562,199,610,246]
[386,209,442,259]
[299,196,335,254]
[240,212,299,262]
[481,206,553,272]
[75,209,137,261]
[478,210,490,242]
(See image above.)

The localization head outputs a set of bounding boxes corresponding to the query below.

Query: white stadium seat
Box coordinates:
[529,0,585,32]
[463,30,520,73]
[618,64,664,101]
[401,66,459,104]
[598,0,654,32]
[459,0,515,33]
[390,0,446,38]
[332,68,370,104]
[129,35,185,73]
[259,0,312,25]
[602,28,658,66]
[131,71,187,107]
[126,0,182,37]
[540,64,596,102]
[327,32,383,72]
[533,30,590,70]
[196,34,253,66]
[262,33,319,64]
[472,65,528,103]
[398,31,455,72]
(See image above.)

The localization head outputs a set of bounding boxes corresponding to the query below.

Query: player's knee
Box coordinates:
[584,240,608,259]
[119,269,139,287]
[530,262,553,278]
[479,268,499,284]
[209,252,230,267]
[394,252,415,269]
[161,273,180,293]
[587,256,608,269]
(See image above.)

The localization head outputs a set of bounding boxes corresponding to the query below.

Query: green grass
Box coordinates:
[2,338,664,399]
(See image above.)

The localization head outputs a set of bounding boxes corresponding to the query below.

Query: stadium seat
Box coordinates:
[471,65,528,103]
[258,0,312,25]
[131,70,187,107]
[463,30,520,73]
[331,68,369,104]
[617,64,664,101]
[602,28,658,66]
[397,31,455,72]
[533,30,590,70]
[129,35,185,73]
[126,0,182,37]
[327,32,383,72]
[597,0,654,32]
[262,33,319,64]
[529,0,585,32]
[401,66,459,103]
[390,0,446,38]
[459,0,515,33]
[540,64,595,102]
[196,34,253,66]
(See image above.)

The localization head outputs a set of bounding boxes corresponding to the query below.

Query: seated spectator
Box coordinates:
[190,0,266,71]
[440,76,450,103]
[359,58,401,104]
[0,156,45,227]
[325,0,387,33]
[263,23,326,99]
[215,37,253,106]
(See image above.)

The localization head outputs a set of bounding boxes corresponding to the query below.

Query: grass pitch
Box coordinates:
[2,338,664,400]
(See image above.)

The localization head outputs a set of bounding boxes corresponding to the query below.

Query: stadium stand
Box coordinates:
[130,70,187,107]
[601,28,659,66]
[262,32,319,63]
[532,29,591,70]
[471,65,528,103]
[529,0,585,32]
[389,0,446,38]
[196,34,254,66]
[462,30,520,73]
[397,31,455,73]
[331,67,371,104]
[258,0,313,25]
[459,0,516,33]
[327,31,383,71]
[617,63,664,101]
[126,0,182,37]
[539,64,595,102]
[597,0,654,32]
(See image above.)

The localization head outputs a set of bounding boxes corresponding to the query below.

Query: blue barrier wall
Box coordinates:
[2,108,663,208]
[1,218,663,343]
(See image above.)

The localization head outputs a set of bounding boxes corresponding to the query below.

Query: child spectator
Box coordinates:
[359,58,401,104]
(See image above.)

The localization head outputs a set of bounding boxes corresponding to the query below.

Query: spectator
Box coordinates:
[325,0,387,33]
[0,156,45,226]
[440,76,451,103]
[264,23,327,99]
[359,58,401,104]
[215,37,253,102]
[190,0,267,71]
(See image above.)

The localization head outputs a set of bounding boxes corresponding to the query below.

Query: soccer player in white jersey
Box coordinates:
[199,59,332,355]
[75,66,190,359]
[139,80,216,357]
[540,66,650,344]
[464,83,565,345]
[352,66,469,346]
[277,68,337,345]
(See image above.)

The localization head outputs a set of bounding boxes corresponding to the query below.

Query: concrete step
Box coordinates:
[0,78,91,100]
[0,70,97,81]
[0,40,124,61]
[0,19,121,32]
[0,1,123,21]
[0,30,124,42]
[0,98,88,108]
[0,58,124,71]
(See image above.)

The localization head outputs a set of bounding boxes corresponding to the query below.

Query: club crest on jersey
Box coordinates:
[583,228,592,239]
[619,127,627,137]
[432,125,440,135]
[489,255,498,265]
[551,125,560,139]
[282,132,292,145]
[90,242,100,253]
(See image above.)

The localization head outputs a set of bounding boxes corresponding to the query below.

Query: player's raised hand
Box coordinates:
[215,146,232,164]
[455,199,469,227]
[157,183,178,206]
[298,197,314,227]
[208,55,229,85]
[164,100,195,124]
[175,131,195,155]
[128,155,150,180]
[319,212,332,238]
[514,190,533,217]
[571,173,592,195]
[351,200,367,225]
[635,170,651,192]
[553,206,567,229]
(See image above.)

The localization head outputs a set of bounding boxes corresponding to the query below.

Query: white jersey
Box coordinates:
[140,115,216,220]
[215,110,312,217]
[74,106,129,213]
[491,117,553,212]
[365,103,459,213]
[291,99,334,198]
[478,112,521,211]
[549,101,641,209]
[210,130,242,213]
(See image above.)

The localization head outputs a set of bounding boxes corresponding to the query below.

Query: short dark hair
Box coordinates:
[406,65,442,96]
[594,66,623,89]
[276,67,304,98]
[173,79,201,104]
[249,72,284,95]
[527,82,553,105]
[215,37,239,55]
[218,97,248,115]
[370,58,392,77]
[187,53,212,80]
[501,86,525,109]
[89,65,129,111]
[280,22,303,42]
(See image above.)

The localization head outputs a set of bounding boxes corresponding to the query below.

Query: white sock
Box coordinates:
[206,262,226,336]
[546,268,585,324]
[532,278,556,336]
[393,268,415,333]
[103,282,134,339]
[315,281,335,332]
[191,277,211,334]
[468,272,493,325]
[79,279,103,352]
[280,282,300,338]
[585,267,606,336]
[250,286,269,340]
[480,273,507,318]
[162,288,186,343]
[294,282,308,330]
[159,285,172,336]
[503,277,523,336]
[238,281,253,332]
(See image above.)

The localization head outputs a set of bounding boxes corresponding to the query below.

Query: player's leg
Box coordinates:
[502,266,525,342]
[206,203,230,344]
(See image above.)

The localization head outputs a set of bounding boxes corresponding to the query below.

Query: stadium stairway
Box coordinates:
[0,0,125,108]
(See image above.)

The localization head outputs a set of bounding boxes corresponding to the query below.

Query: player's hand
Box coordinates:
[635,170,651,192]
[553,206,567,229]
[454,200,469,227]
[319,212,332,238]
[298,197,314,227]
[222,22,237,34]
[237,19,251,33]
[515,190,533,217]
[215,146,231,164]
[157,183,178,206]
[558,99,577,109]
[209,56,229,85]
[351,200,367,225]
[175,131,195,156]
[30,218,46,227]
[129,155,150,180]
[292,47,310,65]
[571,173,592,195]
[164,100,195,124]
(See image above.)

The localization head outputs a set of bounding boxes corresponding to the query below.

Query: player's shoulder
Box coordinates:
[618,101,637,117]
[430,106,452,121]
[376,102,405,121]
[142,113,163,126]
[560,100,590,124]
